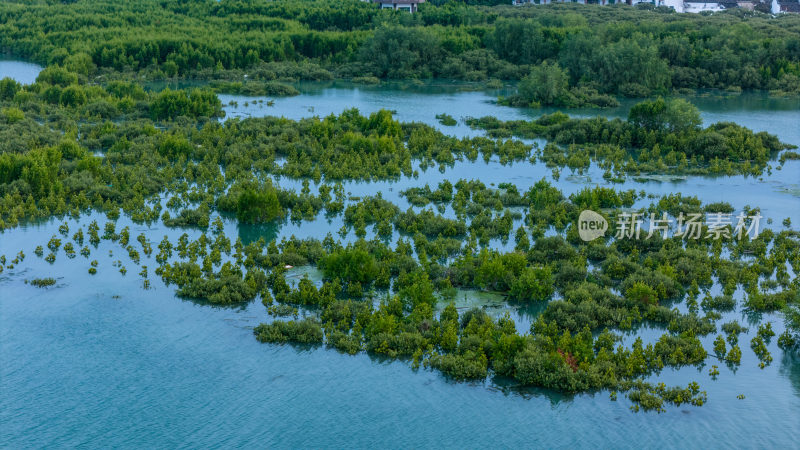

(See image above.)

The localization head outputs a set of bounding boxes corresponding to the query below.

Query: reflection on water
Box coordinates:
[780,352,800,398]
[236,220,280,246]
[285,265,324,284]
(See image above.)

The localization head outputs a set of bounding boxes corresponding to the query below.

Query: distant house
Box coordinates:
[772,0,800,12]
[512,0,617,4]
[659,0,686,10]
[681,0,737,12]
[373,0,425,12]
[657,0,737,10]
[511,0,795,11]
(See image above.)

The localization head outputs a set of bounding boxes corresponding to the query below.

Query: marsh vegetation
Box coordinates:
[1,0,799,416]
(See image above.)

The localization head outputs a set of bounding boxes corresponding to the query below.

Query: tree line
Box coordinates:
[1,0,799,96]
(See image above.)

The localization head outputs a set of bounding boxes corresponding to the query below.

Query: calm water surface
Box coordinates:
[2,63,800,448]
[0,59,42,85]
[221,81,800,226]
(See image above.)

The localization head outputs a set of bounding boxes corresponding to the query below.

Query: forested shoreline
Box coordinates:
[2,0,800,101]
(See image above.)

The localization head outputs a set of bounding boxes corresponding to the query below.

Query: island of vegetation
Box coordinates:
[0,0,798,414]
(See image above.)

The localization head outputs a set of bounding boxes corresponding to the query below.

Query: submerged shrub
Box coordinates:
[254,318,323,345]
[29,277,56,287]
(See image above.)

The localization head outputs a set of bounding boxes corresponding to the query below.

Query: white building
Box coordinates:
[511,0,791,11]
[772,0,800,12]
[681,0,731,12]
[513,0,619,4]
[659,0,685,10]
[373,0,425,12]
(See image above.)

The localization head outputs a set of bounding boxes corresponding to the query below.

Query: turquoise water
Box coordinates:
[222,81,800,227]
[2,62,800,447]
[2,217,799,447]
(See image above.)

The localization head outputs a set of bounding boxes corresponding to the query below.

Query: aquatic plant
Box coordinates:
[28,277,56,288]
[435,113,457,126]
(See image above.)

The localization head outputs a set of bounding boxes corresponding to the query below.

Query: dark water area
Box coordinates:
[2,62,800,447]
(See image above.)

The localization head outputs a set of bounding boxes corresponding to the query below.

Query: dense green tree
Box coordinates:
[236,187,283,224]
[2,0,797,94]
[517,61,569,106]
[628,98,701,134]
[360,26,444,78]
[485,18,555,65]
[150,88,222,120]
[0,78,21,101]
[509,266,553,302]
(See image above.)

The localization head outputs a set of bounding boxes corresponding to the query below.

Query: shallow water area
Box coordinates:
[2,74,800,447]
[222,82,800,226]
[0,59,43,84]
[2,227,798,447]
